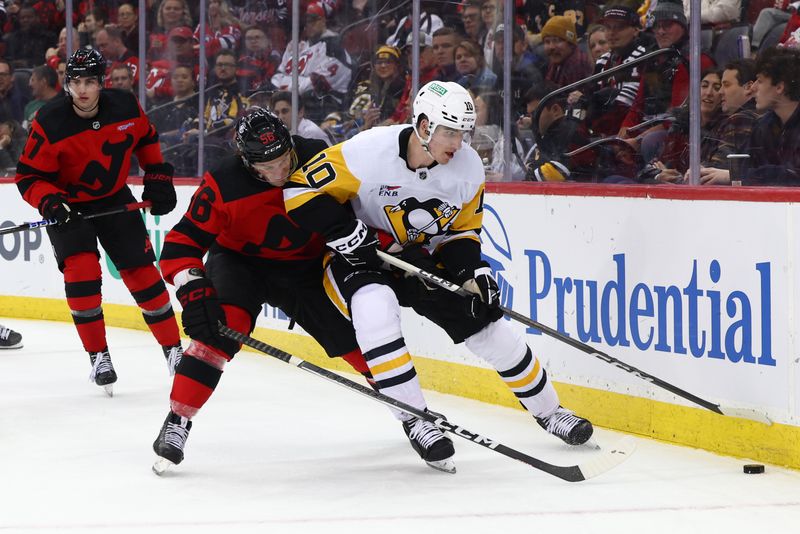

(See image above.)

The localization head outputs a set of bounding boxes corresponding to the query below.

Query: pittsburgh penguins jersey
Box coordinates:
[284,125,486,270]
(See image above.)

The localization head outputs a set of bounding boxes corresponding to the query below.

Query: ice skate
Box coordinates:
[152,411,192,475]
[0,326,22,349]
[402,413,456,473]
[536,406,594,446]
[162,344,183,376]
[88,348,117,397]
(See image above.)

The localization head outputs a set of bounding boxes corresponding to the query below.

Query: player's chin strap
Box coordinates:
[375,250,773,426]
[412,123,436,157]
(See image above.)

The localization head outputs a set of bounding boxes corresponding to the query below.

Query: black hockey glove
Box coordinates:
[327,219,381,269]
[176,277,226,346]
[463,267,503,321]
[39,194,82,226]
[142,162,177,216]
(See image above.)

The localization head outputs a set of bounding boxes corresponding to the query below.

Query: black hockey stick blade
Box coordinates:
[0,201,152,236]
[219,324,635,482]
[376,251,772,426]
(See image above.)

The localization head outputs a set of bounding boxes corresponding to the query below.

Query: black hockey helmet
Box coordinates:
[235,107,295,173]
[65,48,106,86]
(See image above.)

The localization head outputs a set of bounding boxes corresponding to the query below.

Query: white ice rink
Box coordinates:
[1,317,799,534]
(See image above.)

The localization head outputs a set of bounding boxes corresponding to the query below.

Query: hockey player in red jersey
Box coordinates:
[152,108,370,473]
[14,49,182,396]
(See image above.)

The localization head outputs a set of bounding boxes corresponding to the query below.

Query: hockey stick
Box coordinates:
[376,250,772,425]
[218,324,635,482]
[0,201,153,236]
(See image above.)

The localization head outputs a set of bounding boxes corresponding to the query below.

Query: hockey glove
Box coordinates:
[142,162,177,216]
[327,219,381,269]
[463,267,503,321]
[176,277,226,346]
[39,194,82,226]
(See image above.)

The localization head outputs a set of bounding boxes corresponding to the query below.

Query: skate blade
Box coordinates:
[426,458,456,474]
[581,437,601,450]
[101,384,114,397]
[152,457,175,476]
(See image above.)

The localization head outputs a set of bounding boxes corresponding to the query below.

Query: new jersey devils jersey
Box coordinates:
[15,89,163,211]
[159,136,328,284]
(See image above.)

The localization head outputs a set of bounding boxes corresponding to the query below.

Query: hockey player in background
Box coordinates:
[152,108,371,473]
[284,81,594,473]
[14,49,182,396]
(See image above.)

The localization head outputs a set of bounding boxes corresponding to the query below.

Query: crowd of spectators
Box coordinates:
[0,0,797,184]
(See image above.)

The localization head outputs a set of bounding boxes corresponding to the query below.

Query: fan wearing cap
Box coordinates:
[385,31,438,125]
[284,81,595,474]
[14,48,182,396]
[147,0,194,60]
[542,15,592,88]
[271,2,352,123]
[490,23,545,112]
[145,25,200,100]
[619,0,715,150]
[152,107,372,472]
[360,45,406,129]
[576,5,656,136]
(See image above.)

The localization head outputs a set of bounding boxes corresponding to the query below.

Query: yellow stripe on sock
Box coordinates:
[370,352,412,376]
[504,358,541,389]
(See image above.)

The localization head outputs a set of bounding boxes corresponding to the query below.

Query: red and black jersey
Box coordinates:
[104,50,140,88]
[159,136,329,285]
[15,89,163,211]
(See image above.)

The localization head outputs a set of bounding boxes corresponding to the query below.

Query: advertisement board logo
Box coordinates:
[480,203,514,311]
[0,224,44,263]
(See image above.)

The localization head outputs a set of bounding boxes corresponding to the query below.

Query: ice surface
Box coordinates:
[1,318,798,533]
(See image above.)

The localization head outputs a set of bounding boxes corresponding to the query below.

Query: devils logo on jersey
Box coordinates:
[384,197,459,244]
[65,134,134,197]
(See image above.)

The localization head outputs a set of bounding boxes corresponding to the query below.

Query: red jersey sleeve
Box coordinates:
[133,101,165,170]
[15,120,66,213]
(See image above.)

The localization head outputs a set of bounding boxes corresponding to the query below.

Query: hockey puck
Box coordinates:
[743,464,765,474]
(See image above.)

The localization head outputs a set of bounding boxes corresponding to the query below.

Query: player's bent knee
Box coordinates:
[350,284,402,350]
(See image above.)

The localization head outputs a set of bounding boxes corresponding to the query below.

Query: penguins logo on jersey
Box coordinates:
[384,197,459,244]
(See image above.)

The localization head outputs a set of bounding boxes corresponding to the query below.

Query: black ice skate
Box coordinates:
[402,413,456,474]
[152,411,192,475]
[88,348,117,397]
[0,325,22,349]
[162,344,183,376]
[536,406,594,446]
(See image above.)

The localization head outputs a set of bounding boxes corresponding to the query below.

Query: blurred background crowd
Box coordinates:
[0,0,798,185]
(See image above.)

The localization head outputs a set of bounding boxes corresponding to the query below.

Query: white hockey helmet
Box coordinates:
[412,81,476,147]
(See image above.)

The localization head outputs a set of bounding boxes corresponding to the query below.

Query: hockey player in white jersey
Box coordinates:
[284,80,593,473]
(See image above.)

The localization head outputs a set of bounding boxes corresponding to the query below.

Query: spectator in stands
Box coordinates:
[46,26,80,65]
[183,49,247,141]
[363,45,405,127]
[524,81,596,182]
[586,24,611,64]
[431,27,460,82]
[269,91,330,145]
[469,89,527,181]
[542,15,592,88]
[461,1,488,48]
[455,39,497,96]
[0,119,26,171]
[481,0,502,69]
[579,6,655,136]
[0,60,29,124]
[744,47,800,185]
[271,2,352,123]
[682,0,742,25]
[116,3,140,54]
[23,64,58,130]
[95,25,140,87]
[149,63,198,144]
[696,59,761,184]
[656,68,725,181]
[491,23,544,114]
[194,0,241,60]
[149,0,193,60]
[752,3,794,51]
[78,7,107,50]
[237,25,280,94]
[387,31,438,125]
[619,0,715,161]
[386,6,444,48]
[145,26,198,102]
[110,64,135,92]
[4,5,56,68]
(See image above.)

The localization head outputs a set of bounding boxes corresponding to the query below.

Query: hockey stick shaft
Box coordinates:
[376,250,771,425]
[218,324,632,481]
[0,201,152,236]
